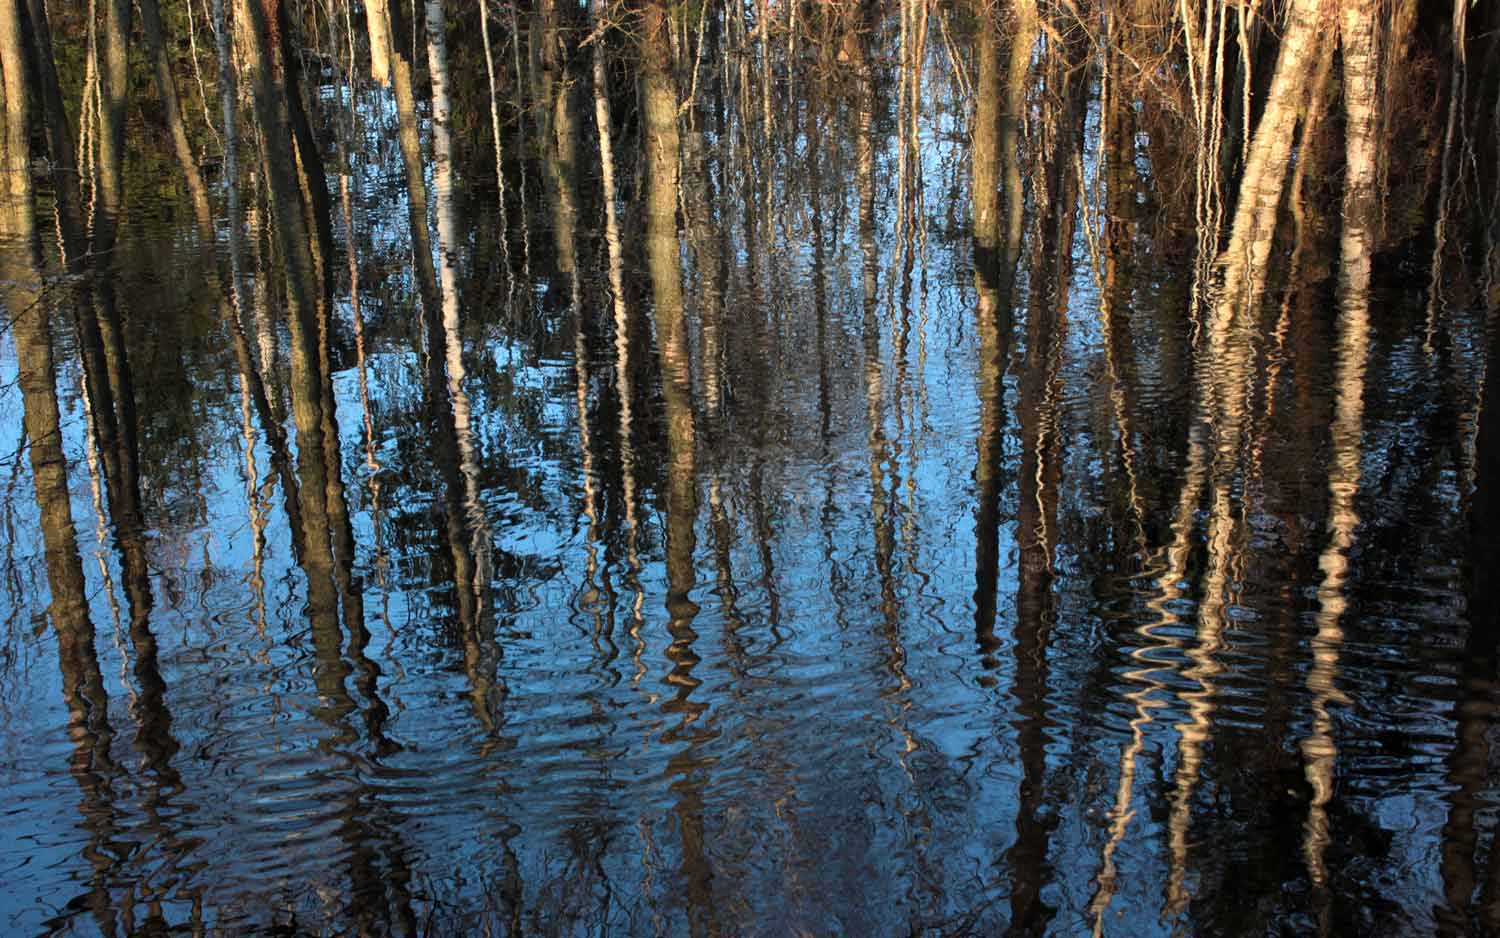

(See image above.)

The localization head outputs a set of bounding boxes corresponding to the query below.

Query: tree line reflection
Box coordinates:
[2,0,1499,933]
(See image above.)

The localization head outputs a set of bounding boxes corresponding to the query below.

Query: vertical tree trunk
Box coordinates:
[1214,0,1329,302]
[427,0,494,649]
[21,0,86,263]
[139,0,215,242]
[0,0,27,207]
[366,0,395,85]
[592,0,645,621]
[1298,5,1376,919]
[234,0,340,618]
[89,0,150,579]
[640,0,697,619]
[274,0,335,303]
[95,0,132,252]
[480,0,512,285]
[2,0,90,631]
[972,0,1031,653]
[1,26,119,934]
[638,1,712,927]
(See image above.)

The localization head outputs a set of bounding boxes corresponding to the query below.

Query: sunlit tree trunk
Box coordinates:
[591,0,647,664]
[428,0,499,723]
[381,1,480,640]
[1215,0,1329,303]
[480,0,511,289]
[638,4,713,924]
[1291,5,1375,928]
[94,0,131,259]
[89,0,148,552]
[2,0,89,635]
[641,0,698,619]
[539,0,580,290]
[366,0,395,84]
[0,0,25,207]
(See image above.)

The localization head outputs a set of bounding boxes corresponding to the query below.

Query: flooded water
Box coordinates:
[2,2,1499,936]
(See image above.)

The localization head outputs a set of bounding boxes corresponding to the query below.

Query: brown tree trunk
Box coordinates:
[972,0,1031,653]
[234,0,340,618]
[640,0,698,617]
[1,27,118,935]
[21,0,86,263]
[139,0,215,242]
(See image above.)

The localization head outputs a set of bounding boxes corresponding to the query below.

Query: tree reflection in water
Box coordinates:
[1,1,1499,934]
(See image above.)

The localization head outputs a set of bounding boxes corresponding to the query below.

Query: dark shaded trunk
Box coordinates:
[972,0,1029,659]
[139,0,215,242]
[20,0,85,263]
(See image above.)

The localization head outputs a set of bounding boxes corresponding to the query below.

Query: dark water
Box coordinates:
[2,8,1498,937]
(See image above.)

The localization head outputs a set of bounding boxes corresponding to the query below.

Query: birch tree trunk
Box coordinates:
[1215,0,1330,304]
[366,0,395,85]
[0,0,27,207]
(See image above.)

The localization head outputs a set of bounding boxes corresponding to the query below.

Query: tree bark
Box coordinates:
[1215,0,1330,302]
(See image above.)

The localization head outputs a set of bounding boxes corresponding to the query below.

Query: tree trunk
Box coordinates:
[972,0,1031,651]
[1215,0,1329,302]
[640,0,698,621]
[0,0,28,207]
[233,0,339,617]
[139,0,215,242]
[366,0,395,85]
[427,0,491,631]
[265,0,334,304]
[21,0,86,263]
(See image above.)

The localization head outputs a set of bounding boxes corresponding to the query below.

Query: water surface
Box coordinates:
[1,4,1498,936]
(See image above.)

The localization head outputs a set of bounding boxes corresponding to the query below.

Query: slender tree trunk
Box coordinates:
[1298,7,1377,923]
[972,0,1030,653]
[274,0,335,304]
[592,0,648,664]
[480,0,512,285]
[2,0,89,630]
[0,0,27,207]
[234,0,339,617]
[21,0,86,264]
[1215,0,1329,303]
[641,0,699,625]
[139,0,215,242]
[427,0,494,656]
[88,0,150,576]
[641,0,694,483]
[1,29,119,937]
